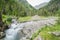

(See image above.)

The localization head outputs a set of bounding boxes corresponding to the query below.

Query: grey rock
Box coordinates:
[0,32,5,39]
[19,17,57,40]
[48,31,60,36]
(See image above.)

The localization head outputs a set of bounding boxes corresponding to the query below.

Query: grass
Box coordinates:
[40,24,60,40]
[18,16,49,23]
[30,24,60,40]
[18,16,31,23]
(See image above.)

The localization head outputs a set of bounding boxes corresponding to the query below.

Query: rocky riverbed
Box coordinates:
[19,17,57,40]
[0,17,58,40]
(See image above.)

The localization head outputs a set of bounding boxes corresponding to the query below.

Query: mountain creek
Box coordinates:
[0,17,58,40]
[0,0,60,40]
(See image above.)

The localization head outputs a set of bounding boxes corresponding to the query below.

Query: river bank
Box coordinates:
[0,16,58,40]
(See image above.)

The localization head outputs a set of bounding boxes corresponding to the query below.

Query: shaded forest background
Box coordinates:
[0,0,60,17]
[0,0,60,24]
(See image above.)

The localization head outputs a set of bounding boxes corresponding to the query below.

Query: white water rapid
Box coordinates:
[4,19,25,40]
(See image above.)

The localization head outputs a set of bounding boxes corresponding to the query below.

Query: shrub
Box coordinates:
[7,17,12,22]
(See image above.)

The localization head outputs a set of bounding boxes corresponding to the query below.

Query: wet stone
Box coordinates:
[0,32,6,39]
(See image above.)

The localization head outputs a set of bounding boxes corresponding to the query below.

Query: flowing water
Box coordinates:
[4,19,25,40]
[4,17,57,40]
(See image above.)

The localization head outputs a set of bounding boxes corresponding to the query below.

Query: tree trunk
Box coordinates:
[0,10,4,32]
[0,9,9,32]
[0,10,3,27]
[0,13,2,19]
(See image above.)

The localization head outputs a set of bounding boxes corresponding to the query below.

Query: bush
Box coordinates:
[7,17,12,22]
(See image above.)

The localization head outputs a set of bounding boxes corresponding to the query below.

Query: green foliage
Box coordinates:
[2,15,12,24]
[57,17,60,24]
[1,0,60,17]
[6,17,12,23]
[43,0,60,16]
[56,9,60,16]
[2,15,8,22]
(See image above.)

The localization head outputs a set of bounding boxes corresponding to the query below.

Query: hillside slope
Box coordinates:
[39,0,60,16]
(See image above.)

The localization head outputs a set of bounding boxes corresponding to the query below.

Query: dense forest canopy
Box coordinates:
[0,0,60,18]
[42,0,60,16]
